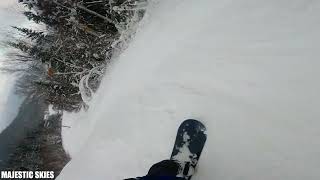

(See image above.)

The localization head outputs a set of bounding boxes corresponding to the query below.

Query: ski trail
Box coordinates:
[59,0,320,179]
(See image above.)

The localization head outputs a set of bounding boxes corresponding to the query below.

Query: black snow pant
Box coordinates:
[125,160,186,180]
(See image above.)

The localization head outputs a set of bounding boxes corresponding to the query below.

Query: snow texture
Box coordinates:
[59,0,320,180]
[0,69,23,133]
[0,2,25,133]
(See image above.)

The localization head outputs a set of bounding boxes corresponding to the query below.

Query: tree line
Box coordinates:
[4,0,146,111]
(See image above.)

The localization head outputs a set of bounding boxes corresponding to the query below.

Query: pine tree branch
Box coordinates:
[76,23,101,37]
[76,3,113,24]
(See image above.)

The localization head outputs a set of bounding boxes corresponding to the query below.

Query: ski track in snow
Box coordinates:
[59,0,320,179]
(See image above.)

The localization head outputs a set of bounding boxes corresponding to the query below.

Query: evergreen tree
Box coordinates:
[6,0,146,111]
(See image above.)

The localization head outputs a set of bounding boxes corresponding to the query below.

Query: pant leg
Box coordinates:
[124,160,184,180]
[147,160,180,176]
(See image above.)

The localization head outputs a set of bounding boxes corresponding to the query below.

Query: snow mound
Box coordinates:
[58,0,320,179]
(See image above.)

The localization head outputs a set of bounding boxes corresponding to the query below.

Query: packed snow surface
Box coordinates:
[59,0,320,179]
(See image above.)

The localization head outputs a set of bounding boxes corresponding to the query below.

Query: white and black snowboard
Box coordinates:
[170,119,207,180]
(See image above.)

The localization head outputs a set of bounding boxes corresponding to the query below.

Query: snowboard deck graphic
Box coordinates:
[170,119,207,180]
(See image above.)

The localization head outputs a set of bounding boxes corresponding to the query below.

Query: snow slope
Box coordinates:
[58,0,320,179]
[0,65,23,133]
[0,1,26,133]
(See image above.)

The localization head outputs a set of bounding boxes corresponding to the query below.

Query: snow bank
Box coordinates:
[0,0,28,133]
[59,0,320,179]
[0,64,23,133]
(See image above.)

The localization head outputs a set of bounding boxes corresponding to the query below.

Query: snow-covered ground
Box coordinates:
[0,58,23,133]
[0,1,25,133]
[58,0,320,179]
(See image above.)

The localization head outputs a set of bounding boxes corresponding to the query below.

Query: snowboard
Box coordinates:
[170,119,207,180]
